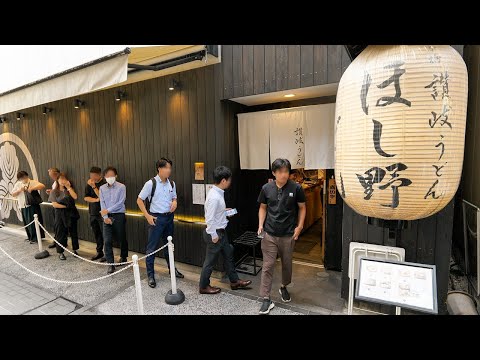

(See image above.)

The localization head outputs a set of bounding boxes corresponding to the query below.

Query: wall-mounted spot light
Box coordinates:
[0,116,7,123]
[168,79,181,91]
[115,90,127,101]
[74,99,85,109]
[16,112,25,120]
[42,107,52,115]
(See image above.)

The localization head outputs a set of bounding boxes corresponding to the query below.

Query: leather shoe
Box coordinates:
[99,257,106,263]
[48,243,56,249]
[170,268,184,279]
[59,253,66,260]
[230,279,252,290]
[148,277,156,288]
[118,257,128,264]
[91,253,104,261]
[107,265,115,274]
[73,250,79,256]
[199,285,221,294]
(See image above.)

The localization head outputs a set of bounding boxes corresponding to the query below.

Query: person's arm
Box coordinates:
[51,201,66,209]
[11,183,25,197]
[99,187,108,219]
[137,181,156,225]
[28,181,45,192]
[292,185,307,240]
[66,186,78,200]
[257,187,267,235]
[205,197,220,243]
[170,181,178,213]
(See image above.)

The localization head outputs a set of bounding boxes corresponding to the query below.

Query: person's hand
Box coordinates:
[212,236,219,244]
[46,189,52,195]
[65,181,71,189]
[100,209,109,216]
[170,199,177,213]
[226,208,232,211]
[104,218,112,225]
[27,188,32,193]
[293,226,303,241]
[146,214,157,226]
[95,198,100,202]
[257,226,263,236]
[87,179,95,188]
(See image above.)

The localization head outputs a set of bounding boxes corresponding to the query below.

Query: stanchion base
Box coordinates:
[165,289,185,305]
[34,250,50,259]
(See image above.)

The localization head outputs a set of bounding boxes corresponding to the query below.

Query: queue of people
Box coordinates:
[11,157,305,315]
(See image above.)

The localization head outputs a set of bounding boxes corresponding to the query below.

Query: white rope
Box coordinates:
[0,244,134,284]
[38,222,170,266]
[0,219,36,231]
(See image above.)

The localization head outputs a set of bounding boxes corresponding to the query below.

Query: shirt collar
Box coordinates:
[213,185,224,194]
[107,182,116,188]
[155,175,168,184]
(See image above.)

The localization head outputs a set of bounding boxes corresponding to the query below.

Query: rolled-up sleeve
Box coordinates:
[205,197,219,239]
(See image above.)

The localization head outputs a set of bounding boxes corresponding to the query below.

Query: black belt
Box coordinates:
[151,212,172,216]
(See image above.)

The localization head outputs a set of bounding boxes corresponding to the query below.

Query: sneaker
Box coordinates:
[59,253,66,260]
[279,286,291,302]
[259,298,275,315]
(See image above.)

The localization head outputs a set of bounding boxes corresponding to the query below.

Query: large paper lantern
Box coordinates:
[335,45,468,220]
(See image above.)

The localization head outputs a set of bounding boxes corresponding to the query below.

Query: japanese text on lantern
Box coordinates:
[424,71,450,200]
[294,127,304,166]
[356,61,412,209]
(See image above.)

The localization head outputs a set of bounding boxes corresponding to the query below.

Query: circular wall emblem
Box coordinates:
[0,133,38,221]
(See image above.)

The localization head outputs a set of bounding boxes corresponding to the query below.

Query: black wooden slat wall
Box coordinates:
[341,201,454,315]
[1,64,245,267]
[222,45,351,99]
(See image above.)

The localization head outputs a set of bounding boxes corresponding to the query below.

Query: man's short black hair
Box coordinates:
[271,158,291,173]
[213,166,232,184]
[89,166,102,174]
[156,157,173,171]
[17,171,28,180]
[104,166,118,176]
[48,167,60,174]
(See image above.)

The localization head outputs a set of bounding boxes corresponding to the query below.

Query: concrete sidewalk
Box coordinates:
[0,226,303,315]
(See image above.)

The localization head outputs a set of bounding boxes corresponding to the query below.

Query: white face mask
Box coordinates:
[106,177,116,185]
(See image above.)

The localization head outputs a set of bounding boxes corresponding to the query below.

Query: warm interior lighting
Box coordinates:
[284,94,295,98]
[169,79,180,91]
[74,99,85,109]
[115,90,127,101]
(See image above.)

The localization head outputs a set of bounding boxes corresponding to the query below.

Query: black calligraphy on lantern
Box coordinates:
[294,127,304,166]
[376,61,412,108]
[425,71,449,101]
[356,163,412,209]
[372,119,396,157]
[425,69,452,201]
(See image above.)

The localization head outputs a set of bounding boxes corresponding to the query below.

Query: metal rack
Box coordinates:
[233,231,262,276]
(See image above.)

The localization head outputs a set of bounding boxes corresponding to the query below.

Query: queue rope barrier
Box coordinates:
[1,219,36,231]
[37,222,169,266]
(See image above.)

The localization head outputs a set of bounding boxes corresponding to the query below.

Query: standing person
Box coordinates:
[12,171,46,244]
[100,166,128,274]
[46,167,60,249]
[257,158,306,314]
[49,173,80,260]
[199,166,251,294]
[84,166,107,262]
[137,158,184,288]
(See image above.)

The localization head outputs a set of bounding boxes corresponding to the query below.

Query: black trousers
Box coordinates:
[89,215,104,253]
[103,213,128,263]
[21,205,45,241]
[55,217,79,254]
[199,229,239,289]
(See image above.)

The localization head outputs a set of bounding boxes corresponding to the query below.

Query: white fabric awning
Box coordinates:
[0,45,219,115]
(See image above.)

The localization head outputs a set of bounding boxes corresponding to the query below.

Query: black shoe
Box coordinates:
[91,253,104,261]
[118,257,128,264]
[259,298,275,315]
[148,277,156,288]
[48,243,56,249]
[171,268,184,279]
[279,286,291,303]
[99,257,106,263]
[59,253,66,260]
[29,239,37,244]
[107,265,115,274]
[73,250,79,256]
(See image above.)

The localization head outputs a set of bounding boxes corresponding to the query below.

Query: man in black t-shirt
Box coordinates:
[84,166,107,261]
[257,158,306,315]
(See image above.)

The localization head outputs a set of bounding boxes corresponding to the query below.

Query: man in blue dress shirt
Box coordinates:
[137,158,184,288]
[100,166,128,274]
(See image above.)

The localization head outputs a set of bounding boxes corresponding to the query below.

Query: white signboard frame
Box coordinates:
[356,257,438,314]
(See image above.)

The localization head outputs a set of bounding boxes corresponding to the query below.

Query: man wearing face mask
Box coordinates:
[12,171,46,244]
[137,158,184,288]
[99,166,128,274]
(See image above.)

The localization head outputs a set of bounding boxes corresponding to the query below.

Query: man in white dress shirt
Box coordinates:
[199,166,251,294]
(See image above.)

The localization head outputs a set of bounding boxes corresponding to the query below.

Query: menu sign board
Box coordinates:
[356,257,438,314]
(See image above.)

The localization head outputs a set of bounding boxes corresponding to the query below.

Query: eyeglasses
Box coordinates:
[277,187,283,201]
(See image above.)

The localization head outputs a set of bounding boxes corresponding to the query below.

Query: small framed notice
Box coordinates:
[195,162,205,181]
[356,257,438,314]
[192,184,206,205]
